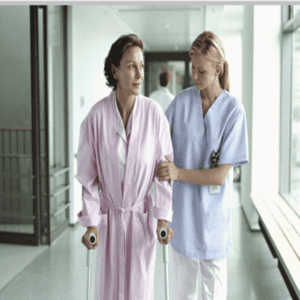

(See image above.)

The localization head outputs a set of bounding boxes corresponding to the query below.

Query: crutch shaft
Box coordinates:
[159,226,170,300]
[164,261,170,300]
[87,248,92,267]
[163,243,169,263]
[87,263,91,300]
[87,232,96,300]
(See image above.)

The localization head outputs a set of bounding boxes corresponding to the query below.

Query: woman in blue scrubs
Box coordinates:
[157,31,249,300]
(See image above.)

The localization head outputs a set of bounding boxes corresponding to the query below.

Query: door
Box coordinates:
[38,5,70,245]
[0,6,37,245]
[0,6,70,246]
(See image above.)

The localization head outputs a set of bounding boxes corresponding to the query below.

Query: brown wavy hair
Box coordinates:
[104,34,143,91]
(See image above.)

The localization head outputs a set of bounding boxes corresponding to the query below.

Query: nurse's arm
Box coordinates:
[177,164,232,186]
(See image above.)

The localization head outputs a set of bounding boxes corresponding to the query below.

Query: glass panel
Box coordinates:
[188,61,194,88]
[293,5,300,17]
[0,6,34,234]
[291,27,300,207]
[47,6,69,235]
[148,61,185,99]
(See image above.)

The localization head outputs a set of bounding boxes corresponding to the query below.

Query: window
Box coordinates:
[281,5,300,217]
[293,5,300,17]
[291,28,300,203]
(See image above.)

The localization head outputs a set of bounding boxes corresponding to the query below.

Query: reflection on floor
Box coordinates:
[0,183,292,300]
[0,243,47,291]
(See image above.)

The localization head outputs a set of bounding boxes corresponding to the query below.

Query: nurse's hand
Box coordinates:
[157,156,179,181]
[82,226,99,250]
[157,219,174,245]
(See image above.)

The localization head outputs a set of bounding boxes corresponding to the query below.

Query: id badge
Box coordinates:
[209,185,221,194]
[209,149,221,194]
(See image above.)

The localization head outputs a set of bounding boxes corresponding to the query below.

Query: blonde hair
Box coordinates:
[190,31,230,91]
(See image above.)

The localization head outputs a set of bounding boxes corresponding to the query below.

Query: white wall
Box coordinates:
[220,34,242,101]
[69,5,140,224]
[252,5,281,195]
[241,5,281,229]
[204,5,225,34]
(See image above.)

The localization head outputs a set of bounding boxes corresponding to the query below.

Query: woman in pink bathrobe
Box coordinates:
[77,34,174,300]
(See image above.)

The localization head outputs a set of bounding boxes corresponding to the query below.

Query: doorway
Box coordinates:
[144,51,192,97]
[0,5,70,246]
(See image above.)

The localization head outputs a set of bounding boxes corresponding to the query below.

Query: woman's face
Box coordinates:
[191,52,219,91]
[113,46,144,96]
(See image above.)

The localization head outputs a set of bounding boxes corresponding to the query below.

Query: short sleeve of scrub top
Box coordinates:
[165,87,249,260]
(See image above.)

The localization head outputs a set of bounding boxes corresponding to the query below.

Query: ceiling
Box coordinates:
[109,5,244,52]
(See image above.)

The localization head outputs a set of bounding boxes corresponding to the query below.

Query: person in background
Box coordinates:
[77,34,174,300]
[149,71,175,112]
[157,31,249,300]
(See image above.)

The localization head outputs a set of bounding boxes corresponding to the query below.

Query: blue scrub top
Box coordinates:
[165,86,249,260]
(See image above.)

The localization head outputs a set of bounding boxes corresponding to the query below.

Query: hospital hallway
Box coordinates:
[1,4,300,300]
[0,183,292,300]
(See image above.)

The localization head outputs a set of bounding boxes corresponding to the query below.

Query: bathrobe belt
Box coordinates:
[100,194,147,216]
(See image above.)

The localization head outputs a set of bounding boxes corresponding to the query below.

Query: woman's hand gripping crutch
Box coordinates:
[82,226,99,300]
[157,220,173,300]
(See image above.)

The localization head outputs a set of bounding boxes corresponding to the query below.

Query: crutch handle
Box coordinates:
[89,232,97,245]
[86,232,96,267]
[159,227,168,240]
[159,227,169,264]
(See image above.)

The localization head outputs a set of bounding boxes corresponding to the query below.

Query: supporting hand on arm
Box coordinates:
[157,156,180,181]
[157,156,231,186]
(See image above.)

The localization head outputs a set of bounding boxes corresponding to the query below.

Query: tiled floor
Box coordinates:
[0,184,292,300]
[0,243,47,291]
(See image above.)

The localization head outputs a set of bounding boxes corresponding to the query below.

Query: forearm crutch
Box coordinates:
[159,227,169,300]
[87,232,96,300]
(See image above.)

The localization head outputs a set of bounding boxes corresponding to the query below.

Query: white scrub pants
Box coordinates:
[170,246,227,300]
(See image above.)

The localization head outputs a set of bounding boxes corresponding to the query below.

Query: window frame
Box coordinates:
[280,5,300,218]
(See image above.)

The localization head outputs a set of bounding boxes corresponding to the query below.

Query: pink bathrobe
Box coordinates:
[77,90,173,300]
